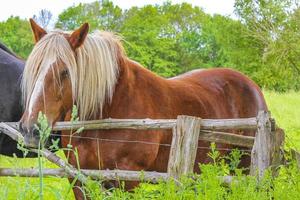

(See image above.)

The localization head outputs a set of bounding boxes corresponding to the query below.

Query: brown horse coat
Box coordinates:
[62,59,267,185]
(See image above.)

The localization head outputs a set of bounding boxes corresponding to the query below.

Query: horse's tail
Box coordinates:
[252,82,268,114]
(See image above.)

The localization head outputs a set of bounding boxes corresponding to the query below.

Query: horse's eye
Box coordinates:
[60,69,69,79]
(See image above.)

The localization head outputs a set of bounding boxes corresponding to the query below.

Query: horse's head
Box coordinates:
[20,19,122,148]
[19,19,90,147]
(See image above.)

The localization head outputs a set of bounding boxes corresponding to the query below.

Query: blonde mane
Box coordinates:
[22,30,124,120]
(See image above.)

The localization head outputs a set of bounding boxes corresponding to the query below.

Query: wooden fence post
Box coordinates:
[271,127,285,176]
[167,115,201,180]
[250,111,271,178]
[250,111,284,178]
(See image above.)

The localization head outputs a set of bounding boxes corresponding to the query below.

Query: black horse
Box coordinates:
[0,42,37,157]
[0,42,61,157]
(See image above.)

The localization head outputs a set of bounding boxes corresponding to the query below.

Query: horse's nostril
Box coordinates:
[32,127,40,136]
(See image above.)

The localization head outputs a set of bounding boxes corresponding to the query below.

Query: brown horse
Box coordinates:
[20,19,267,199]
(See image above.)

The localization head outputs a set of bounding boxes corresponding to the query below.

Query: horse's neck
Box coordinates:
[102,58,166,118]
[0,43,21,60]
[0,45,24,72]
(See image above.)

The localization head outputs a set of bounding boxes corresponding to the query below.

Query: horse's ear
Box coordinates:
[29,18,47,43]
[68,23,89,50]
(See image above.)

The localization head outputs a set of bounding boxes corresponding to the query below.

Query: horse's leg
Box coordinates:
[123,181,139,191]
[64,149,89,199]
[113,158,148,190]
[68,178,88,200]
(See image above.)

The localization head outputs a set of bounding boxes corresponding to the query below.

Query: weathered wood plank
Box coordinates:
[0,168,168,183]
[250,111,273,178]
[199,130,254,147]
[271,127,285,176]
[168,115,202,179]
[201,118,258,130]
[0,122,24,142]
[3,123,255,148]
[55,119,177,130]
[6,117,257,131]
[4,118,257,148]
[34,148,89,184]
[0,168,238,185]
[53,117,257,131]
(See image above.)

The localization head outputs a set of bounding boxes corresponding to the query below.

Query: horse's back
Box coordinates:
[0,44,29,157]
[159,68,267,171]
[168,68,267,119]
[0,47,24,121]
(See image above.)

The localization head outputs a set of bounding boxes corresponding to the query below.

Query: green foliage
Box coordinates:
[0,16,33,58]
[35,112,52,147]
[56,0,122,31]
[1,0,300,90]
[234,0,300,91]
[54,0,300,91]
[82,150,300,200]
[264,90,300,150]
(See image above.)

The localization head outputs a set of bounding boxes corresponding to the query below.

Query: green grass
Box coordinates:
[0,151,75,200]
[264,91,300,150]
[0,91,299,199]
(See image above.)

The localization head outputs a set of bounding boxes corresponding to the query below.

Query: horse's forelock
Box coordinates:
[22,32,75,108]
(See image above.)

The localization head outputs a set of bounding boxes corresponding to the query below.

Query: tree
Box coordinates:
[0,17,33,58]
[160,2,208,72]
[234,0,300,91]
[2,0,296,91]
[56,0,122,31]
[120,4,179,76]
[121,3,223,76]
[33,9,53,29]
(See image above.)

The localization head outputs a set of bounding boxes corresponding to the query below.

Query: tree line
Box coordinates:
[0,0,299,92]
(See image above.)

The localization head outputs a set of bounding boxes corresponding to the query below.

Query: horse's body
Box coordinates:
[67,61,266,172]
[20,20,267,199]
[0,42,32,157]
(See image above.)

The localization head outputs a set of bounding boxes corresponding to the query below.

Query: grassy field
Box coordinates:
[264,91,300,150]
[0,151,75,200]
[0,91,299,199]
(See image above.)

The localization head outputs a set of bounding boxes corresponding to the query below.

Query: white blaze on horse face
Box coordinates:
[28,64,52,117]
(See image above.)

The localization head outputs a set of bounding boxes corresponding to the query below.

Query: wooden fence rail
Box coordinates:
[52,117,258,131]
[6,118,256,147]
[0,168,236,184]
[0,168,168,183]
[6,117,257,131]
[0,111,284,185]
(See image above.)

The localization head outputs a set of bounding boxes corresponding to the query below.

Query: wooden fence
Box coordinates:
[0,110,285,185]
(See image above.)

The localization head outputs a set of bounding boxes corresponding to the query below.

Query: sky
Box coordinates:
[0,0,236,22]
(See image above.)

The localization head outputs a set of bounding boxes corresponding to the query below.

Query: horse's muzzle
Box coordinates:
[19,122,40,148]
[23,134,40,148]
